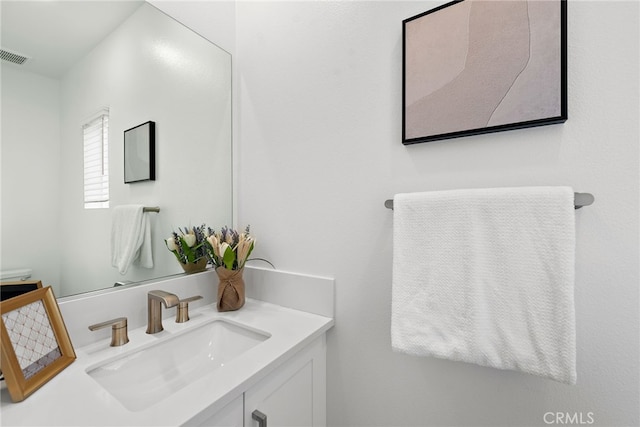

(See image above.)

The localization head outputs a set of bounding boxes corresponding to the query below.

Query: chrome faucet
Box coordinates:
[146,290,180,334]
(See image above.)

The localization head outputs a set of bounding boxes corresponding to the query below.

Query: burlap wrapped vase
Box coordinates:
[216,267,245,312]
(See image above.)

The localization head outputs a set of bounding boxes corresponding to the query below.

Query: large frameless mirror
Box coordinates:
[1,1,232,297]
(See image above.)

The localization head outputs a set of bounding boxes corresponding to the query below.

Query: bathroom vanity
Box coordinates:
[0,267,334,426]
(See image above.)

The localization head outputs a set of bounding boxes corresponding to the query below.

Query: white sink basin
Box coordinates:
[86,319,269,411]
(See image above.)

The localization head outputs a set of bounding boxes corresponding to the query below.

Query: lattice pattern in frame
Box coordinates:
[2,300,62,379]
[0,286,76,402]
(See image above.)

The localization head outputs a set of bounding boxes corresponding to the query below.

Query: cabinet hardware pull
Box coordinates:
[252,409,267,427]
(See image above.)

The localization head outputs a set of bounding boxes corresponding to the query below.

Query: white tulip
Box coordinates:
[166,237,178,251]
[208,236,220,257]
[237,241,250,266]
[219,242,230,257]
[183,234,196,247]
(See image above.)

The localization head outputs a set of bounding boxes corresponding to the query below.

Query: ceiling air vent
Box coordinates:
[1,48,30,65]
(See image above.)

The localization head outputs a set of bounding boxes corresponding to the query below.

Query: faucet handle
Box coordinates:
[176,295,203,323]
[88,317,129,346]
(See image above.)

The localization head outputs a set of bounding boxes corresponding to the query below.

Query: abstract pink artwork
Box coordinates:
[403,0,567,144]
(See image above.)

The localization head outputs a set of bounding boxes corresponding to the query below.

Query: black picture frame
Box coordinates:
[0,280,43,302]
[124,121,156,183]
[402,0,567,145]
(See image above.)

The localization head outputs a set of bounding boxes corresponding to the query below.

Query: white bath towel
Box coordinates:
[391,187,576,384]
[111,205,153,274]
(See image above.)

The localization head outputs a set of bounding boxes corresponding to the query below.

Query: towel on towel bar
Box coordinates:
[111,205,153,274]
[391,187,576,384]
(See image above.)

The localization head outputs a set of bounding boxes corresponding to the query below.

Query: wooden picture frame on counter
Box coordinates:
[0,280,43,302]
[0,286,76,402]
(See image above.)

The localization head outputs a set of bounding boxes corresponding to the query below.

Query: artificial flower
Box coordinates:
[183,234,196,248]
[166,237,178,252]
[205,225,258,270]
[165,225,207,264]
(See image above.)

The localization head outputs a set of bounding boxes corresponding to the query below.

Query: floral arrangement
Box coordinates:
[165,225,208,265]
[204,225,255,271]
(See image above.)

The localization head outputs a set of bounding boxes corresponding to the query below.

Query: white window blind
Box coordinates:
[83,109,109,209]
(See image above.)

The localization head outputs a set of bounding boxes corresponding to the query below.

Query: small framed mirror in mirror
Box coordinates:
[124,121,156,183]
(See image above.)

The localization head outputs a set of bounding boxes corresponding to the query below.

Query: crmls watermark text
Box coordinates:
[543,412,595,425]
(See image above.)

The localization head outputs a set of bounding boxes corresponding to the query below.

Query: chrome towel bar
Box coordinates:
[384,192,594,210]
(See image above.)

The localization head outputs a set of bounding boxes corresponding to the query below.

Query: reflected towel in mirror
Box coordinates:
[111,205,153,274]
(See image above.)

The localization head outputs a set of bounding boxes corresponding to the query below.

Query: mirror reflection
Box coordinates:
[1,2,233,298]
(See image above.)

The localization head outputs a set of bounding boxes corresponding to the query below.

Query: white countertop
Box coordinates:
[0,298,334,426]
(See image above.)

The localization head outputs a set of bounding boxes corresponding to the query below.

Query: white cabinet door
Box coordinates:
[244,336,326,427]
[247,361,313,426]
[187,394,244,427]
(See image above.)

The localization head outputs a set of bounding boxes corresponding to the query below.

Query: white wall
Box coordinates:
[57,3,232,295]
[232,1,639,426]
[1,67,62,294]
[149,0,239,221]
[150,0,235,55]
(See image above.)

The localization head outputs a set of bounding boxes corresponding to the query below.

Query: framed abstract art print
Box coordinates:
[403,0,567,144]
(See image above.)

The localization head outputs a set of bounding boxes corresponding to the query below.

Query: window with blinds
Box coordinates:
[83,109,110,209]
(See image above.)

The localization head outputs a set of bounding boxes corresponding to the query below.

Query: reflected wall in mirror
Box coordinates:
[1,2,232,297]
